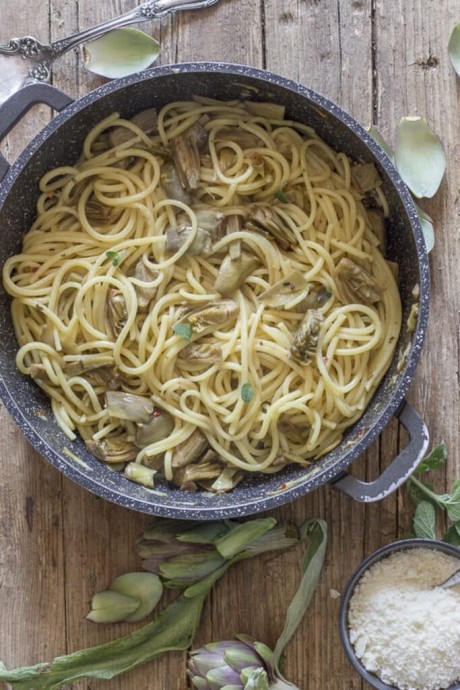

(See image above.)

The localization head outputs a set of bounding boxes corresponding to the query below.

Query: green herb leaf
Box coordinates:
[214,518,276,560]
[106,250,122,267]
[448,23,460,77]
[413,501,437,539]
[241,382,255,403]
[443,523,460,547]
[273,519,327,671]
[275,190,290,203]
[83,28,160,79]
[172,323,193,340]
[415,443,448,474]
[395,116,446,198]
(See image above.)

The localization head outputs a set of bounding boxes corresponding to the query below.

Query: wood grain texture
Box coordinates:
[0,1,459,689]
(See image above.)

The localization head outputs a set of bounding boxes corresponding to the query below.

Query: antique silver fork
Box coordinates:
[0,0,220,104]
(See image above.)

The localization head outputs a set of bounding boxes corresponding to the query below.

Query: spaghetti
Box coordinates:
[3,98,402,492]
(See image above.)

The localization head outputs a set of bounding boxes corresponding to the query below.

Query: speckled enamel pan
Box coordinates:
[0,63,430,519]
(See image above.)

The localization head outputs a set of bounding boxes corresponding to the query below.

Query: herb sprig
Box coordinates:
[406,443,460,543]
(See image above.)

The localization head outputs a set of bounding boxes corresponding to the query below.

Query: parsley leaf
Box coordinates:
[241,382,255,403]
[173,323,193,340]
[106,250,122,267]
[275,189,290,203]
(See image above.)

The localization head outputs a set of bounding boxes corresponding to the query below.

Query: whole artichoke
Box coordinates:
[187,635,299,690]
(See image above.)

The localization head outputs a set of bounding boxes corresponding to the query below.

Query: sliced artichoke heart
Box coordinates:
[131,260,159,311]
[335,257,384,304]
[245,204,294,250]
[86,435,138,464]
[214,252,259,297]
[179,342,223,364]
[136,408,175,447]
[106,391,154,423]
[258,270,310,309]
[290,309,324,365]
[171,429,209,469]
[180,300,239,333]
[351,162,383,193]
[165,214,213,257]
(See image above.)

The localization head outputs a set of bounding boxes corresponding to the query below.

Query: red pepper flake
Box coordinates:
[279,482,287,490]
[152,409,161,418]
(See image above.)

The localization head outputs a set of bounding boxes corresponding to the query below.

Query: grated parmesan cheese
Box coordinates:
[348,548,460,690]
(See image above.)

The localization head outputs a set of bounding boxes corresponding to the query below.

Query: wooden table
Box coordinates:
[0,2,458,688]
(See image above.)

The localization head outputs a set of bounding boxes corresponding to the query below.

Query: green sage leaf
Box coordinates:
[83,28,160,79]
[0,592,207,689]
[273,519,327,670]
[172,323,193,340]
[448,23,460,77]
[413,500,437,539]
[106,250,122,267]
[275,190,290,203]
[241,382,255,403]
[395,116,446,198]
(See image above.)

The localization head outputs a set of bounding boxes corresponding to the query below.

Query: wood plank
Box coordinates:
[0,2,459,690]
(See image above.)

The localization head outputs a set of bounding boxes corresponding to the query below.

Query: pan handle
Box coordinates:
[331,400,429,502]
[0,83,74,183]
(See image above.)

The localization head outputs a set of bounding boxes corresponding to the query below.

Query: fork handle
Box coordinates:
[48,0,219,59]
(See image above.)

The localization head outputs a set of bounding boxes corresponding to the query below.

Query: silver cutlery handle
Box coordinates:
[48,0,219,59]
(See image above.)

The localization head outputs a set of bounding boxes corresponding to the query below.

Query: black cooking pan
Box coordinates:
[0,63,430,518]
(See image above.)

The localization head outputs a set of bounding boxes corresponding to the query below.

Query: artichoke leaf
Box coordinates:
[86,436,139,464]
[258,271,309,309]
[179,300,239,332]
[290,309,324,365]
[106,391,154,423]
[335,257,384,304]
[124,462,157,489]
[83,28,160,79]
[171,430,209,468]
[448,23,460,77]
[395,116,446,198]
[136,408,175,447]
[178,343,223,364]
[214,253,259,297]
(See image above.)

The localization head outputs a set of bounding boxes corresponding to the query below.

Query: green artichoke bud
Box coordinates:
[138,518,299,588]
[187,635,299,690]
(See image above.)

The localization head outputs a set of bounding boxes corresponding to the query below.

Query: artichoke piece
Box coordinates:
[245,101,286,120]
[106,391,154,423]
[173,460,223,488]
[194,209,225,239]
[136,408,175,447]
[207,467,244,493]
[224,214,242,260]
[161,162,192,205]
[180,300,239,333]
[179,343,223,364]
[132,260,159,311]
[165,214,213,257]
[86,590,140,624]
[278,416,309,445]
[65,359,120,388]
[295,286,332,313]
[86,436,139,464]
[290,309,324,365]
[107,288,127,336]
[215,128,264,149]
[245,204,294,250]
[171,429,209,469]
[214,252,259,297]
[171,115,209,191]
[109,572,163,622]
[351,162,383,193]
[335,257,384,304]
[366,208,387,251]
[124,462,157,489]
[85,199,112,224]
[108,108,158,148]
[258,270,310,309]
[29,364,54,384]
